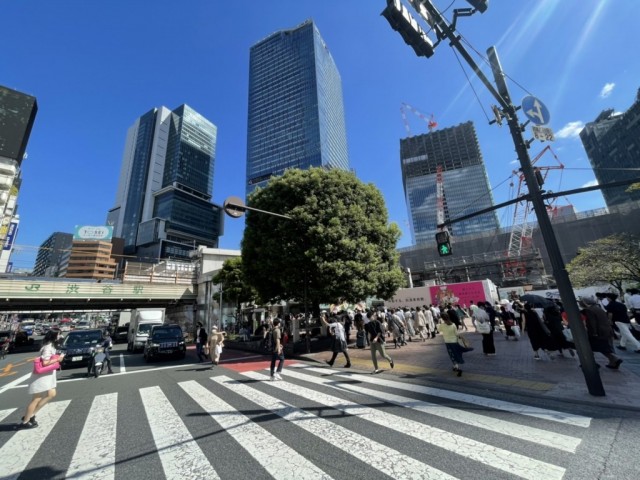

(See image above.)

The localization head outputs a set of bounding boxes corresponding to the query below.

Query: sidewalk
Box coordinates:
[299,326,640,411]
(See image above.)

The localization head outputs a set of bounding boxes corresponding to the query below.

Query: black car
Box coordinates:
[59,329,104,369]
[113,325,129,344]
[143,324,186,362]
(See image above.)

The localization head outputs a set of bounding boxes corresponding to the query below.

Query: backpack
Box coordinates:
[262,329,275,353]
[356,330,366,348]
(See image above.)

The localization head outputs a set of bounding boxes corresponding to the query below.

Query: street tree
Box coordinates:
[241,168,406,311]
[212,257,258,321]
[566,234,640,294]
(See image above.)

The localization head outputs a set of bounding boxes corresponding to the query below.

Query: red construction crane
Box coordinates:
[400,102,437,136]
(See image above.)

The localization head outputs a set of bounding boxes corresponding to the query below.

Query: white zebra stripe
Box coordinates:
[294,364,592,428]
[211,375,458,480]
[66,393,118,479]
[0,400,70,480]
[0,408,16,423]
[179,380,333,480]
[242,370,565,480]
[282,367,581,453]
[139,386,219,480]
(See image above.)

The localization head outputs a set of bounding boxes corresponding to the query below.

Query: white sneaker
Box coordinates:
[274,373,283,381]
[270,375,276,381]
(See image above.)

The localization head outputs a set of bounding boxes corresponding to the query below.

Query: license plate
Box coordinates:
[160,342,177,349]
[72,356,82,362]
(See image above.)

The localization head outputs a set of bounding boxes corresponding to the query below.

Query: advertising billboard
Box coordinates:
[2,221,18,250]
[0,86,38,164]
[74,225,114,241]
[429,280,493,308]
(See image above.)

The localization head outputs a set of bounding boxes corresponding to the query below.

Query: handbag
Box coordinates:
[458,335,471,348]
[562,328,573,343]
[476,322,491,334]
[511,325,521,338]
[33,354,61,375]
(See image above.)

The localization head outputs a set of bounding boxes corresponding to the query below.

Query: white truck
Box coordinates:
[127,308,165,352]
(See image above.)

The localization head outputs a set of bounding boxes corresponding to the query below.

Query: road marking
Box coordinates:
[0,400,70,480]
[0,408,17,422]
[0,372,32,396]
[66,393,118,479]
[243,370,565,480]
[179,380,333,480]
[282,367,581,453]
[212,375,457,480]
[140,386,219,480]
[295,365,592,428]
[119,354,126,373]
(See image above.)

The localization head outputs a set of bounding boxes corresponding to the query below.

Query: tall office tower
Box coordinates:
[246,20,349,194]
[107,105,223,261]
[580,88,640,208]
[32,232,73,277]
[0,85,37,252]
[401,121,500,245]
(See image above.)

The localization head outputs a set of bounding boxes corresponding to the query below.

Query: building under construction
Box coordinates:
[399,200,640,289]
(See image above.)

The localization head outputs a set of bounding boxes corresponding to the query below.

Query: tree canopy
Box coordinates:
[212,257,258,312]
[566,234,640,294]
[241,168,406,308]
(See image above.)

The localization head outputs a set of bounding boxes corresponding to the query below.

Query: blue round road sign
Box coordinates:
[521,95,550,126]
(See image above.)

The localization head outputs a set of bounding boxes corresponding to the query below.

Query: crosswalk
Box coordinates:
[0,364,593,480]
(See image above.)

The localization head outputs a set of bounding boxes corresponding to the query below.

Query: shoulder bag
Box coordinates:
[476,321,491,334]
[33,354,61,375]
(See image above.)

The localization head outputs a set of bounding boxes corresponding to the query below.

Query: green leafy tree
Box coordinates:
[212,257,258,320]
[241,168,406,310]
[566,234,640,295]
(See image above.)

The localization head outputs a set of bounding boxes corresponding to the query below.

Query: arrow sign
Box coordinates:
[521,95,550,126]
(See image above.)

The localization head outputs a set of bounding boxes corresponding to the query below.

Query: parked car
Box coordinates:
[113,325,129,344]
[74,321,92,330]
[143,324,186,362]
[58,329,104,369]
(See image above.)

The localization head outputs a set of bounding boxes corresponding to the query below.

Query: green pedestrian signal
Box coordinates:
[435,230,453,256]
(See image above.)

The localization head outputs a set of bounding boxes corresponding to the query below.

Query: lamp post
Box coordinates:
[384,0,605,395]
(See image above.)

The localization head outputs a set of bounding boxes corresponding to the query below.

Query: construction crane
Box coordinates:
[400,102,438,136]
[504,146,567,278]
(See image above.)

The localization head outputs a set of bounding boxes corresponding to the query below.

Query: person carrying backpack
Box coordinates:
[321,312,351,368]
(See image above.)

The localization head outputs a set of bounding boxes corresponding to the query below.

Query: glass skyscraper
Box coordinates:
[400,121,499,245]
[246,20,349,194]
[107,104,222,261]
[580,88,640,208]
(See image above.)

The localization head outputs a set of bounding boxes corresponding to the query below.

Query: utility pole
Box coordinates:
[384,0,605,395]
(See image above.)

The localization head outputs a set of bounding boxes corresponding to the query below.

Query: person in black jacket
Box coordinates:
[195,322,208,362]
[365,311,394,374]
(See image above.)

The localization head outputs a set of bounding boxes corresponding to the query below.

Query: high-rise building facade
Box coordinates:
[401,121,500,245]
[580,88,640,208]
[246,20,349,194]
[32,232,73,277]
[107,105,223,261]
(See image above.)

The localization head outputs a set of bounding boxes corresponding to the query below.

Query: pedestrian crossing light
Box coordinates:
[436,230,452,256]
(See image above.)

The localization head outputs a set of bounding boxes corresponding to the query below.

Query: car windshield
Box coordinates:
[138,324,156,335]
[152,328,181,341]
[64,332,103,346]
[116,327,128,334]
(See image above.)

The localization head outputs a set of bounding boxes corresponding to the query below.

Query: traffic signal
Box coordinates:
[381,0,435,58]
[435,230,452,256]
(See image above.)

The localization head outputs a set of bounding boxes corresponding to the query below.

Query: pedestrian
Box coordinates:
[195,322,208,362]
[415,307,427,341]
[269,318,285,381]
[423,305,436,339]
[473,302,495,355]
[455,304,469,331]
[364,311,394,374]
[18,330,64,429]
[522,303,553,360]
[438,312,472,376]
[446,304,461,330]
[606,293,640,353]
[320,312,351,368]
[208,325,226,366]
[543,305,575,357]
[579,296,623,369]
[500,305,517,340]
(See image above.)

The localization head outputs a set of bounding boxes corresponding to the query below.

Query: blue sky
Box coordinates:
[3,0,638,271]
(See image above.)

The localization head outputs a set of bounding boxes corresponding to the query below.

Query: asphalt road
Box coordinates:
[0,343,638,480]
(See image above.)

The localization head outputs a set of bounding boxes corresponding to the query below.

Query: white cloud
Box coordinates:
[556,121,585,139]
[582,179,599,188]
[600,82,615,98]
[510,159,518,165]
